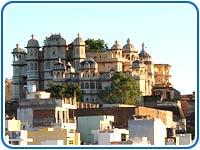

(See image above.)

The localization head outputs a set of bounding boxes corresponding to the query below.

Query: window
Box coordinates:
[30,50,33,56]
[51,61,55,67]
[35,62,37,70]
[97,83,102,89]
[90,82,95,89]
[57,111,60,123]
[85,82,89,89]
[27,62,29,70]
[68,140,74,145]
[131,55,134,61]
[166,92,171,100]
[30,63,33,70]
[121,134,127,141]
[76,62,79,69]
[81,83,84,89]
[53,51,55,55]
[85,71,89,77]
[63,111,65,123]
[45,61,50,69]
[19,55,21,60]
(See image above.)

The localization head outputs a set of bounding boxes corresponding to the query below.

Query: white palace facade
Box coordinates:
[12,33,179,103]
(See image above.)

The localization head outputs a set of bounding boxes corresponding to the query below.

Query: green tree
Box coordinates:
[85,38,108,52]
[46,82,63,99]
[99,73,140,105]
[46,82,84,102]
[60,83,84,102]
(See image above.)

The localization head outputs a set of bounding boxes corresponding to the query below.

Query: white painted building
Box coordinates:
[5,118,33,145]
[176,133,192,145]
[41,140,64,145]
[128,117,167,145]
[77,115,114,144]
[92,128,129,145]
[129,137,151,145]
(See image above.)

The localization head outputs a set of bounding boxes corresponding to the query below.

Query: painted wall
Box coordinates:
[77,115,114,143]
[128,118,166,145]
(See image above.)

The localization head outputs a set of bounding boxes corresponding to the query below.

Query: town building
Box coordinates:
[128,117,167,145]
[6,91,81,146]
[76,105,174,129]
[179,92,195,117]
[92,128,129,145]
[27,127,80,145]
[11,33,176,103]
[77,115,114,144]
[5,117,80,145]
[17,90,77,129]
[176,133,192,145]
[5,117,33,145]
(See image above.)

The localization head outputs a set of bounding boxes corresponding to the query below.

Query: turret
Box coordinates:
[26,34,40,91]
[72,33,86,71]
[12,44,27,100]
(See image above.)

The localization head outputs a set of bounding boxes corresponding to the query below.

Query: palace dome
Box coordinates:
[13,44,24,53]
[73,33,85,46]
[123,38,137,52]
[139,42,151,58]
[27,35,39,47]
[45,33,66,46]
[111,40,122,50]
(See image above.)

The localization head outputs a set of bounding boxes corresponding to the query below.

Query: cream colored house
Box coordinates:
[27,127,80,145]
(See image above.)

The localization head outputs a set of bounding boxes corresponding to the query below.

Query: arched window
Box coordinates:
[53,72,57,78]
[81,83,84,89]
[131,55,134,61]
[97,83,102,89]
[91,71,95,77]
[19,55,21,60]
[57,111,60,123]
[30,49,33,56]
[85,82,89,89]
[85,71,89,77]
[35,62,37,70]
[30,63,33,70]
[15,55,18,61]
[90,82,95,89]
[118,52,121,59]
[45,61,50,69]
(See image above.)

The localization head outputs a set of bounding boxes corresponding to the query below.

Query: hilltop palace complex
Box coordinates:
[11,33,180,103]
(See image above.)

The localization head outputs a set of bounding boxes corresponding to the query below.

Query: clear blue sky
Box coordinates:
[2,1,198,94]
